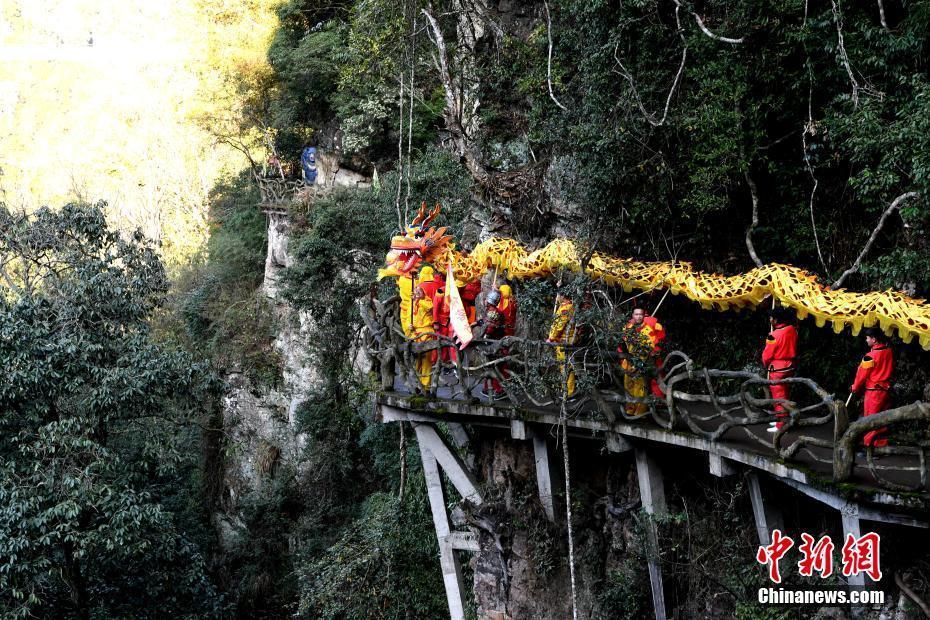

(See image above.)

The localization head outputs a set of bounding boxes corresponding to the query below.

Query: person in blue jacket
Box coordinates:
[301,145,318,184]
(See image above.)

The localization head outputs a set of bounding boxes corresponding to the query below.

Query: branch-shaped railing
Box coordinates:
[360,296,930,492]
[257,177,312,207]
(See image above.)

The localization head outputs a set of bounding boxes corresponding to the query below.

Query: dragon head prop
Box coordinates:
[378,202,453,279]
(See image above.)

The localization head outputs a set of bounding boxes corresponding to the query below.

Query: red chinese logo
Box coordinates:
[797,533,834,578]
[841,532,882,581]
[756,529,794,583]
[757,531,881,583]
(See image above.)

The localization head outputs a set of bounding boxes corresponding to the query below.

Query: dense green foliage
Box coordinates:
[537,0,930,287]
[192,0,930,615]
[173,173,279,382]
[14,0,920,617]
[0,205,223,618]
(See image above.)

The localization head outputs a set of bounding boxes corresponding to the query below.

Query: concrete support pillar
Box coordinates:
[414,424,482,504]
[635,448,668,620]
[840,503,866,589]
[840,503,875,619]
[748,472,784,547]
[413,423,485,620]
[420,446,467,620]
[533,435,556,521]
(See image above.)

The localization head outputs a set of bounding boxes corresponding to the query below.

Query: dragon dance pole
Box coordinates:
[651,287,672,317]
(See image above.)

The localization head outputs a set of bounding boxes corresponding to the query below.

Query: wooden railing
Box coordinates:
[360,295,930,492]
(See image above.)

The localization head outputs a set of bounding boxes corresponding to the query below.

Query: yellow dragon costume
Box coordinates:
[380,204,930,349]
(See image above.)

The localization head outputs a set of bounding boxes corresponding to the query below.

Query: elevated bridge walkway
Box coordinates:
[361,296,930,619]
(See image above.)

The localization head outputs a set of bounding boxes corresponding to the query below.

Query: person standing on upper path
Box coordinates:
[547,294,577,398]
[850,327,894,448]
[620,306,667,416]
[763,307,799,433]
[412,284,436,391]
[301,144,318,184]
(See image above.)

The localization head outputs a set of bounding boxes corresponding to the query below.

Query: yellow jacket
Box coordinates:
[398,274,415,337]
[548,300,577,344]
[413,296,434,341]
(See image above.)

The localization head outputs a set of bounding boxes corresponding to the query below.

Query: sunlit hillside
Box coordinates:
[0,0,280,267]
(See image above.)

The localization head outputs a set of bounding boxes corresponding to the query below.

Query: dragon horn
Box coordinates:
[421,203,442,228]
[411,202,428,226]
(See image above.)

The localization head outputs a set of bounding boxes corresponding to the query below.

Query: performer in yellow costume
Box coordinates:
[547,295,577,397]
[412,284,435,389]
[620,307,667,416]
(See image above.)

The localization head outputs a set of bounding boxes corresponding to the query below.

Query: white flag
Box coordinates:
[446,263,473,349]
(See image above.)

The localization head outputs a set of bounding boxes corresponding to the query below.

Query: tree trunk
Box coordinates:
[63,542,90,620]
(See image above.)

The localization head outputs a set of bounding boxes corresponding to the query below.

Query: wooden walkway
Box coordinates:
[379,374,930,521]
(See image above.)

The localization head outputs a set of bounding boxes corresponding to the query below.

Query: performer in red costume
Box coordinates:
[432,281,453,364]
[851,328,894,448]
[461,279,481,324]
[763,307,799,432]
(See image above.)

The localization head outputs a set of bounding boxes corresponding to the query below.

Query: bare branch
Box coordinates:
[831,0,860,106]
[543,1,569,112]
[877,0,890,32]
[673,0,744,44]
[422,8,459,128]
[692,12,744,44]
[802,85,828,274]
[895,572,930,619]
[406,14,416,219]
[422,5,490,185]
[395,71,405,231]
[614,44,688,127]
[744,169,764,268]
[832,191,920,288]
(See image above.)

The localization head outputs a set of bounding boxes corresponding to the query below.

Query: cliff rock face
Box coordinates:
[214,211,321,550]
[468,436,643,620]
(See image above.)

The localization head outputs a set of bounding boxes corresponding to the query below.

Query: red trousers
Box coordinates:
[862,389,890,448]
[649,378,663,398]
[769,370,793,428]
[649,358,665,398]
[433,323,456,363]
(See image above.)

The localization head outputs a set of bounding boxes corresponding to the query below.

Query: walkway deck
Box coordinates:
[378,377,930,520]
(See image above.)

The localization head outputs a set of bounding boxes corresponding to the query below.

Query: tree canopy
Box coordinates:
[0,204,224,618]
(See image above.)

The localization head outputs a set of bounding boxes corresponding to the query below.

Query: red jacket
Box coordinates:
[497,299,517,336]
[461,280,481,324]
[432,289,450,327]
[624,316,666,354]
[419,275,443,302]
[762,323,798,373]
[852,343,893,393]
